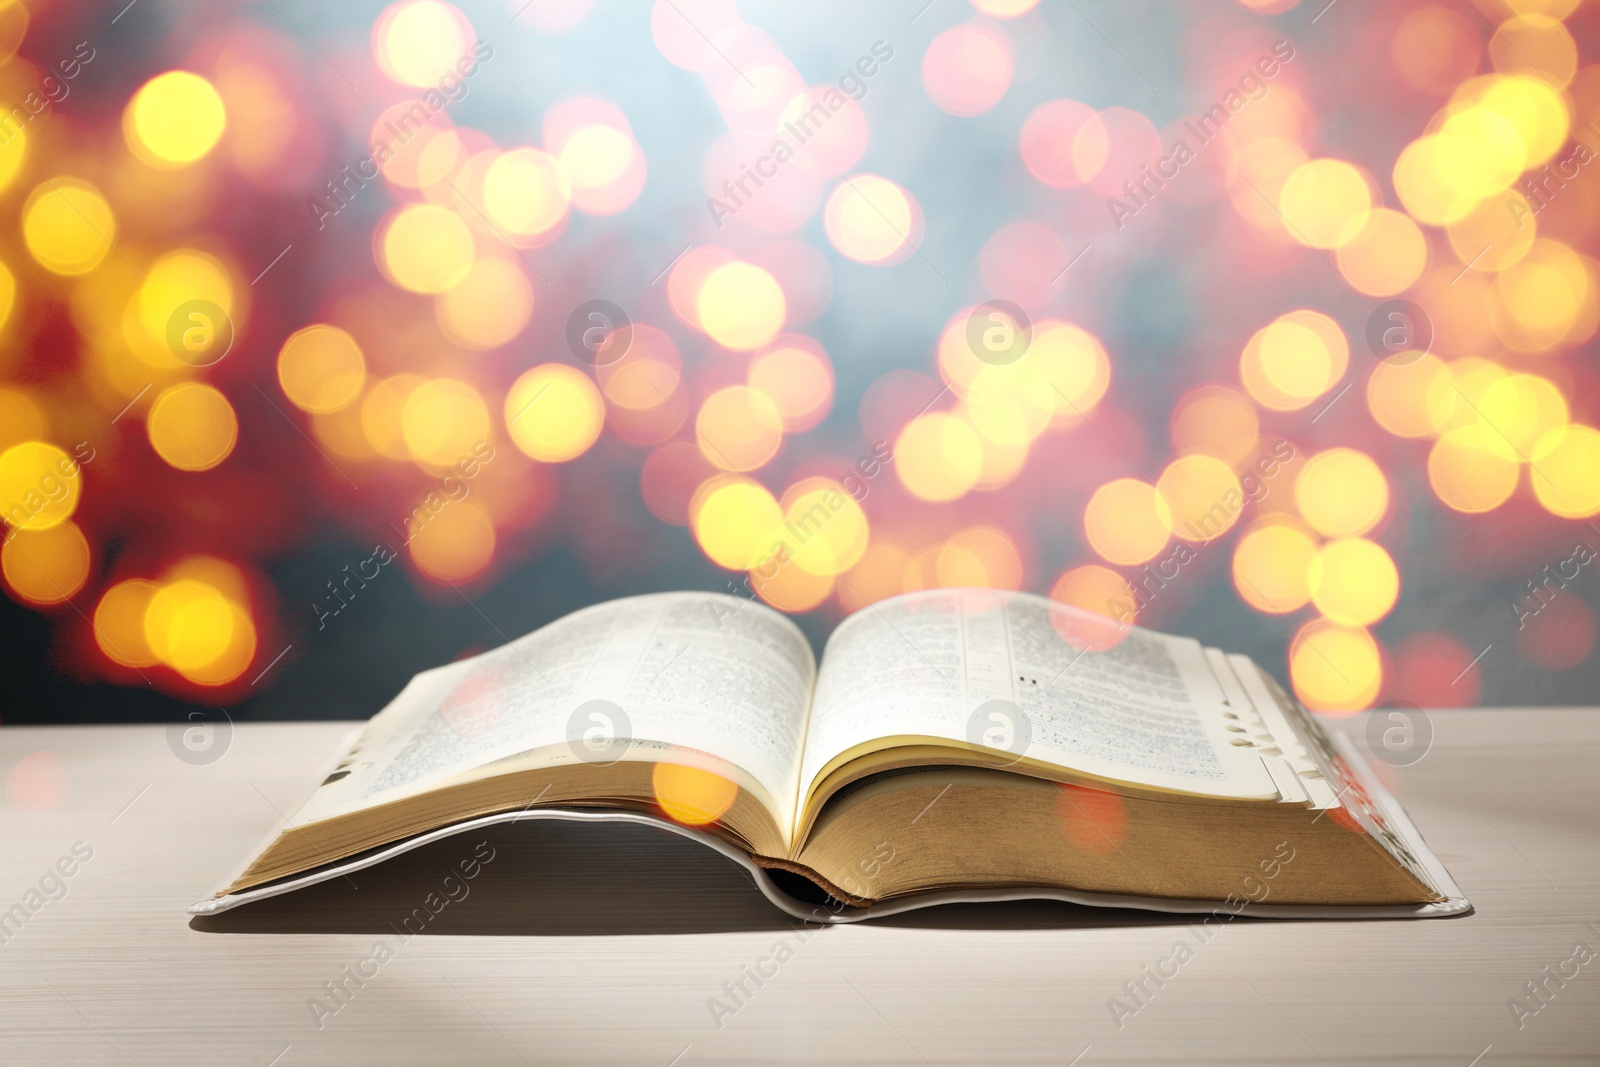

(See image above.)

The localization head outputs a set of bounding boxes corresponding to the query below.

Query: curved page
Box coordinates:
[293,592,816,838]
[802,589,1280,803]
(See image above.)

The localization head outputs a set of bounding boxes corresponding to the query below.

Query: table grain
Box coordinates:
[1,710,1596,1066]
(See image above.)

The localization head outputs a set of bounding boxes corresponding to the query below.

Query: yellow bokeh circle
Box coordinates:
[147,383,238,472]
[778,477,869,577]
[964,362,1055,446]
[135,249,238,368]
[697,262,786,351]
[696,386,784,472]
[1367,352,1451,439]
[1335,208,1427,298]
[1471,74,1569,169]
[894,413,983,502]
[1490,15,1578,88]
[1232,519,1317,614]
[380,204,475,294]
[22,179,116,276]
[1240,311,1347,411]
[409,501,497,583]
[0,441,81,530]
[1294,447,1388,537]
[1,520,90,605]
[436,258,534,350]
[824,174,917,264]
[692,478,782,570]
[1278,158,1371,249]
[94,578,162,668]
[505,364,604,463]
[1172,385,1259,466]
[652,760,738,826]
[278,325,366,414]
[482,148,571,239]
[1307,537,1399,627]
[1530,424,1600,519]
[1290,620,1382,713]
[402,378,490,467]
[125,71,227,167]
[1478,372,1568,459]
[1084,478,1171,566]
[1428,425,1520,513]
[1158,454,1243,543]
[144,578,237,673]
[375,1,471,88]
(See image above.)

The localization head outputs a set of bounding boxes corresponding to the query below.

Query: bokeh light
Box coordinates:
[403,378,490,467]
[1530,424,1600,518]
[5,751,66,813]
[697,386,784,472]
[697,261,786,350]
[134,250,239,369]
[144,576,246,681]
[22,179,115,276]
[147,384,239,472]
[1172,385,1259,467]
[1240,311,1348,411]
[1056,784,1128,854]
[895,413,983,502]
[278,325,366,414]
[1429,425,1521,513]
[125,71,227,167]
[748,338,833,432]
[652,759,738,826]
[380,203,476,293]
[1084,478,1171,566]
[1490,14,1578,86]
[1336,208,1427,296]
[1278,159,1371,249]
[779,477,869,578]
[1233,518,1317,615]
[1290,620,1382,713]
[409,501,497,583]
[922,22,1013,117]
[94,579,161,668]
[1367,353,1451,438]
[823,174,921,265]
[375,1,473,87]
[1294,448,1388,538]
[692,478,782,570]
[483,148,571,240]
[2,521,90,606]
[0,442,79,530]
[363,374,426,461]
[436,257,535,350]
[936,526,1021,590]
[1158,455,1244,543]
[505,365,603,463]
[1049,564,1135,649]
[1307,537,1400,627]
[1020,100,1104,188]
[1392,7,1480,96]
[1515,589,1597,671]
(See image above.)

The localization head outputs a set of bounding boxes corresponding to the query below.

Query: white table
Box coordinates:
[1,710,1596,1065]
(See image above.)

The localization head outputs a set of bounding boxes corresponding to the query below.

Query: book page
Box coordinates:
[802,589,1280,801]
[294,592,816,832]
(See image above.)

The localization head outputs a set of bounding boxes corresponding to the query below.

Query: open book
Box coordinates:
[192,589,1468,922]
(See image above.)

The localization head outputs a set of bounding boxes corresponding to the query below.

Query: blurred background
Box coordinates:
[1,0,1596,731]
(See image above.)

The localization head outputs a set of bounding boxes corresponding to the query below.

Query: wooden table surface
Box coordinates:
[0,710,1595,1066]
